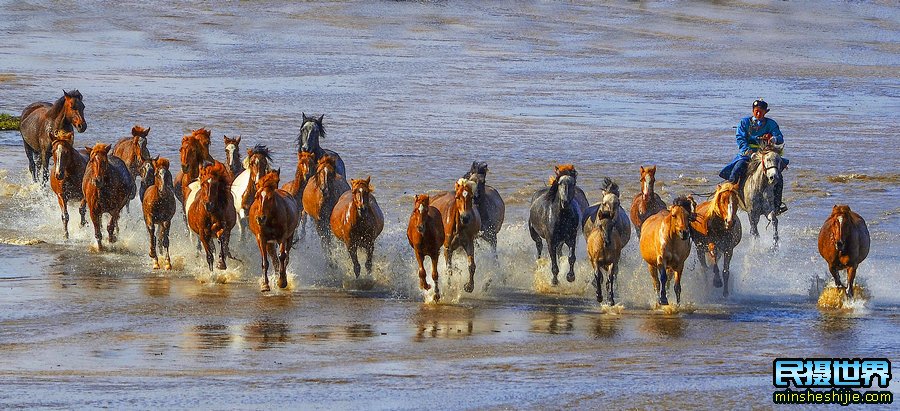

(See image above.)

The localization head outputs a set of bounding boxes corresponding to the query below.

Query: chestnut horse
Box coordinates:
[174,128,215,206]
[297,113,346,176]
[462,161,505,254]
[112,125,152,196]
[629,165,667,237]
[529,164,589,286]
[223,135,244,178]
[142,157,177,270]
[20,89,87,185]
[818,205,870,298]
[582,178,631,304]
[690,182,742,298]
[82,143,133,251]
[282,151,317,238]
[639,196,694,305]
[248,170,299,291]
[330,177,384,279]
[302,156,350,249]
[231,145,273,239]
[185,162,236,271]
[431,179,482,293]
[407,194,445,300]
[49,130,88,238]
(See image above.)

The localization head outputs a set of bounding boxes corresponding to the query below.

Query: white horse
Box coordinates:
[738,148,783,250]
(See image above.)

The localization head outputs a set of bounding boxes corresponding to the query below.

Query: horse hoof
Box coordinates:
[551,277,559,286]
[217,262,226,270]
[659,298,669,306]
[152,261,160,270]
[464,282,474,293]
[421,281,431,291]
[164,262,172,270]
[713,276,723,288]
[261,283,271,292]
[433,291,441,301]
[109,235,117,243]
[566,272,576,283]
[278,278,288,289]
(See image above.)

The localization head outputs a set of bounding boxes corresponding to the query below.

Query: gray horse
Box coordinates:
[297,113,346,177]
[528,164,589,286]
[582,178,631,305]
[739,148,783,250]
[20,90,87,185]
[462,161,505,254]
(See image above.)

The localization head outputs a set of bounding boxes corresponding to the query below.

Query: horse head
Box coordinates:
[350,176,374,214]
[598,177,620,219]
[297,151,317,182]
[639,165,657,197]
[153,157,173,191]
[315,156,337,191]
[51,130,75,180]
[412,194,430,234]
[224,135,242,172]
[830,204,853,253]
[672,195,697,224]
[713,182,739,230]
[668,202,691,241]
[464,161,488,201]
[454,178,477,225]
[756,149,782,185]
[131,125,151,161]
[254,169,281,225]
[62,89,87,133]
[140,155,158,188]
[86,143,112,188]
[246,144,273,182]
[200,162,229,213]
[298,113,325,153]
[552,164,578,209]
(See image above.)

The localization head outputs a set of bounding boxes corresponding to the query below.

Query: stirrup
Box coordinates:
[775,203,788,216]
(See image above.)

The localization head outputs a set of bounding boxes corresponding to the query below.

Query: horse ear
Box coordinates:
[103,145,112,155]
[84,146,93,155]
[144,127,150,136]
[247,148,253,156]
[302,112,308,121]
[223,135,228,143]
[640,165,645,173]
[63,89,68,97]
[276,168,281,177]
[318,114,324,124]
[235,136,241,144]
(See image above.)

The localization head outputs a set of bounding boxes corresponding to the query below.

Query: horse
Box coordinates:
[185,162,236,271]
[431,179,481,293]
[817,205,870,298]
[141,157,177,270]
[302,156,350,249]
[231,145,273,238]
[690,182,742,298]
[20,89,87,185]
[223,135,244,178]
[282,151,317,238]
[330,176,384,279]
[81,143,133,251]
[462,161,505,253]
[639,196,694,305]
[528,164,589,286]
[174,128,215,206]
[49,130,88,239]
[112,125,152,201]
[297,113,346,177]
[582,178,631,304]
[738,148,783,249]
[629,165,667,237]
[407,194,445,300]
[248,170,300,291]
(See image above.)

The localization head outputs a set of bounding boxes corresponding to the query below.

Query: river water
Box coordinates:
[0,1,898,408]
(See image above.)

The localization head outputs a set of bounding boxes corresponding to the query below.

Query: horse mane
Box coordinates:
[672,195,695,215]
[297,115,326,147]
[248,144,273,161]
[414,194,430,207]
[191,128,211,146]
[555,164,576,177]
[317,155,337,171]
[601,177,619,197]
[706,182,736,220]
[463,161,488,179]
[54,129,75,143]
[131,125,149,137]
[154,157,170,170]
[351,177,373,192]
[257,170,280,192]
[298,151,315,163]
[203,161,231,182]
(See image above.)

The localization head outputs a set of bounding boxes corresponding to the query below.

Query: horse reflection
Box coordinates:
[413,305,476,341]
[529,307,575,335]
[640,315,685,338]
[243,320,291,349]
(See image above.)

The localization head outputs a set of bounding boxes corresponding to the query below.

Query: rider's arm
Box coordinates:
[768,119,784,145]
[735,118,752,155]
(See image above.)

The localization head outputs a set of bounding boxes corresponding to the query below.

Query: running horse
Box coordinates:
[112,125,152,202]
[528,164,589,286]
[639,196,694,305]
[231,145,273,238]
[431,179,481,293]
[282,151,317,238]
[141,157,177,270]
[248,170,300,291]
[223,135,244,178]
[629,165,667,237]
[817,205,870,299]
[81,143,133,251]
[302,156,350,249]
[582,178,631,304]
[330,176,384,279]
[174,128,215,207]
[20,89,87,185]
[185,162,236,271]
[690,182,742,298]
[407,194,445,300]
[49,130,88,239]
[462,161,505,254]
[738,146,784,250]
[297,113,346,177]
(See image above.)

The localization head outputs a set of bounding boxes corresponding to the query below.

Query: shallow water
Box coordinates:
[0,0,898,408]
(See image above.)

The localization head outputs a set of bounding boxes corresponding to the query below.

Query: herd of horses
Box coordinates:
[18,90,873,305]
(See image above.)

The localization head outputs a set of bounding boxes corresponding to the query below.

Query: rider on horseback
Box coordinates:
[719,99,789,215]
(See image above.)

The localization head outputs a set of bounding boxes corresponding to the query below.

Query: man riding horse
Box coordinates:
[719,99,789,216]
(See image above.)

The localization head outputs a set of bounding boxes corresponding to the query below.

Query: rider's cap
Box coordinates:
[752,99,769,111]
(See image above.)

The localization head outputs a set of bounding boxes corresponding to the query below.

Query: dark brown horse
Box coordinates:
[248,170,299,291]
[302,156,350,248]
[185,162,236,271]
[690,182,742,298]
[818,205,870,298]
[282,151,317,238]
[49,130,88,238]
[407,194,445,300]
[112,125,152,193]
[629,165,667,237]
[330,177,384,279]
[297,113,346,176]
[431,179,481,293]
[174,128,215,206]
[142,157,177,270]
[20,89,87,185]
[82,143,133,251]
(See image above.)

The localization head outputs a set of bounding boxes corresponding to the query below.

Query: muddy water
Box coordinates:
[0,1,898,408]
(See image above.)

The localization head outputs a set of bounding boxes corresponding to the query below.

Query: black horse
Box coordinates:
[528,164,589,286]
[297,113,346,177]
[462,161,505,254]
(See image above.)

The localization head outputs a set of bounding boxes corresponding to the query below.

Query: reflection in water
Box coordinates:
[143,276,171,297]
[529,306,575,335]
[343,323,376,340]
[590,316,620,339]
[640,315,686,338]
[190,324,233,350]
[243,320,291,350]
[414,305,475,341]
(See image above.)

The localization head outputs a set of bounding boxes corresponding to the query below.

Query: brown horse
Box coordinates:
[82,143,133,251]
[282,151,317,238]
[174,128,215,206]
[223,135,244,178]
[690,182,742,298]
[431,179,481,293]
[142,157,177,270]
[112,125,152,195]
[407,194,445,300]
[629,165,667,237]
[185,162,236,271]
[582,178,631,305]
[818,205,870,298]
[49,130,88,238]
[639,196,694,305]
[302,156,350,248]
[248,170,299,291]
[330,177,384,279]
[20,89,87,185]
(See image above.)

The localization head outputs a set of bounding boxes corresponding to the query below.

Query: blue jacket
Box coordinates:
[719,116,788,179]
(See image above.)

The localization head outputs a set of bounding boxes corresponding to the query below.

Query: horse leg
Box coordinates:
[827,264,844,289]
[548,239,560,286]
[464,241,476,293]
[722,248,733,298]
[444,246,454,276]
[23,143,37,183]
[565,236,577,283]
[277,240,289,289]
[299,211,308,240]
[673,263,684,305]
[430,253,441,301]
[648,264,661,299]
[216,234,228,270]
[529,224,542,259]
[364,241,375,277]
[708,244,722,288]
[108,211,120,243]
[267,243,279,279]
[771,215,779,252]
[593,261,603,303]
[607,262,618,306]
[845,265,857,299]
[160,221,172,270]
[257,237,270,291]
[41,149,51,186]
[89,208,103,251]
[485,230,499,257]
[415,249,429,291]
[57,194,70,239]
[694,243,710,285]
[657,266,669,306]
[79,201,87,227]
[200,236,214,271]
[749,212,760,237]
[147,220,159,269]
[349,242,361,279]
